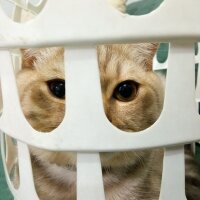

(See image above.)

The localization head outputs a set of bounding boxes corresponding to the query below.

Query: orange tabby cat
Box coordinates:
[17,44,200,200]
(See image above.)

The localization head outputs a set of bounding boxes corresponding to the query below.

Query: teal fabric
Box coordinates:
[126,0,164,15]
[195,143,200,161]
[156,43,168,63]
[0,144,13,200]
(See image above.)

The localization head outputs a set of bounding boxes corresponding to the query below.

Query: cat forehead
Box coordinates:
[31,43,156,80]
[33,48,65,80]
[98,44,151,78]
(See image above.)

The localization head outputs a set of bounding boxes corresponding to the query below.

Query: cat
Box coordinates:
[16,44,200,200]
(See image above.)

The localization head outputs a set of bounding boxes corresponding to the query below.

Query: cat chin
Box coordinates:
[100,151,146,168]
[40,159,77,185]
[29,146,77,167]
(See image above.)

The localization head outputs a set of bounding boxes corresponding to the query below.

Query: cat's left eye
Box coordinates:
[113,80,138,102]
[47,79,65,99]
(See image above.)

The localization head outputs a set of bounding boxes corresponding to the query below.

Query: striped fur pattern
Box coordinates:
[16,44,200,200]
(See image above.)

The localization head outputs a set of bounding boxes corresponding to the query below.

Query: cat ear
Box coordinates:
[21,48,40,69]
[134,43,159,71]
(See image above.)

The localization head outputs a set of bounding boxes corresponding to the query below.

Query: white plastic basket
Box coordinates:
[0,0,200,200]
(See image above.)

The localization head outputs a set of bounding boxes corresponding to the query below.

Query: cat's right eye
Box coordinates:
[47,79,65,99]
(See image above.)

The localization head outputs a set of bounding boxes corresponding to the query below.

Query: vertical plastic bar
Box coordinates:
[1,135,39,200]
[159,145,186,200]
[12,4,22,22]
[65,47,105,199]
[77,153,105,200]
[195,43,200,65]
[162,42,196,119]
[0,51,23,119]
[10,49,22,74]
[17,141,39,200]
[64,47,105,119]
[0,132,16,192]
[195,43,200,102]
[159,42,193,200]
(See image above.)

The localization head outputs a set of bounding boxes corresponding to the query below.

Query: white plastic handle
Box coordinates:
[77,153,105,200]
[159,145,186,200]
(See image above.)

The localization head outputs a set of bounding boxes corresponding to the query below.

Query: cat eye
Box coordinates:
[47,79,65,99]
[113,80,138,102]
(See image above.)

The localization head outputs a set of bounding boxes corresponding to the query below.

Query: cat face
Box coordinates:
[98,44,164,132]
[17,44,164,168]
